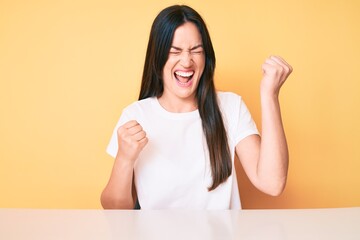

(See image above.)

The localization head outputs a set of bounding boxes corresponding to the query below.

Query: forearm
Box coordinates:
[101,120,147,209]
[236,56,291,196]
[101,156,135,209]
[257,93,289,195]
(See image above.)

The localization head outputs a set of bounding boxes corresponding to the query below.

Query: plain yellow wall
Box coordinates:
[1,0,359,209]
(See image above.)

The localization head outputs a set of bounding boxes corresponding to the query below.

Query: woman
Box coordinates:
[101,5,292,209]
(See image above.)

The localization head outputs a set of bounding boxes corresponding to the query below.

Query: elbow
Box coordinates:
[259,177,287,197]
[100,191,113,209]
[100,190,134,209]
[266,183,285,197]
[100,192,112,209]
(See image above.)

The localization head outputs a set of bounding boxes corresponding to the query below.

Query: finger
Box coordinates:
[270,56,293,72]
[262,62,271,74]
[270,55,288,65]
[264,58,278,66]
[117,121,141,140]
[123,120,139,129]
[133,130,147,142]
[267,56,288,69]
[264,57,291,78]
[127,124,143,135]
[138,136,148,148]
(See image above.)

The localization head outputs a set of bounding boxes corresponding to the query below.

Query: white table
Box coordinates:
[0,208,359,239]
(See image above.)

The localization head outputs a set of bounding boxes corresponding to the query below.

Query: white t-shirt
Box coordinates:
[106,91,259,209]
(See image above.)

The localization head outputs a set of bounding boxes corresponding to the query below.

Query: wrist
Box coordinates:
[115,153,136,168]
[260,90,279,103]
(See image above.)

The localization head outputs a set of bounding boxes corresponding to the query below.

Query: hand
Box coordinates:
[261,56,293,97]
[116,120,148,163]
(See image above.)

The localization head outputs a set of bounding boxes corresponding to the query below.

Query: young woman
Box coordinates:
[101,5,292,209]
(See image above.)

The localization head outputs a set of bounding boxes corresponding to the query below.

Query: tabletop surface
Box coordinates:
[0,207,359,240]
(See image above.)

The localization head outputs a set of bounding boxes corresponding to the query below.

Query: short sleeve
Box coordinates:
[234,97,259,144]
[106,109,131,158]
[217,92,259,146]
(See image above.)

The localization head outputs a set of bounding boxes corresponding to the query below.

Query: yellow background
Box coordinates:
[1,0,359,209]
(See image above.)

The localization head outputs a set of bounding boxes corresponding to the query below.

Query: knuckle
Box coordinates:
[284,65,291,73]
[120,126,128,134]
[117,127,124,137]
[137,125,143,132]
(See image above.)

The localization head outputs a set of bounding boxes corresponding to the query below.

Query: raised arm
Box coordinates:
[101,120,148,209]
[235,56,292,196]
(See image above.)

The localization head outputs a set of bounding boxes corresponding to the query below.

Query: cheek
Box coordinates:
[162,63,172,77]
[198,59,205,75]
[197,55,205,69]
[163,58,177,74]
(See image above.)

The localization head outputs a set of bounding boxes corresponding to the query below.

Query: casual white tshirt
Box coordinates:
[106,91,259,209]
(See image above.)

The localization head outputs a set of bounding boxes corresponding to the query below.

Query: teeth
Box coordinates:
[175,71,194,78]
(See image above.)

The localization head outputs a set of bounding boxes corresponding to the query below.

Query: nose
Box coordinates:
[180,51,193,68]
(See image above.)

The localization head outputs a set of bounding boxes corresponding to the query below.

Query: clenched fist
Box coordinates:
[116,120,148,163]
[261,56,293,97]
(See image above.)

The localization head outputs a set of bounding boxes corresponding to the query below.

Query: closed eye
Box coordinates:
[169,50,181,55]
[169,45,204,55]
[169,46,182,55]
[190,45,204,55]
[190,50,203,55]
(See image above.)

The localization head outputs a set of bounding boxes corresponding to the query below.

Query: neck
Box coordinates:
[157,95,197,113]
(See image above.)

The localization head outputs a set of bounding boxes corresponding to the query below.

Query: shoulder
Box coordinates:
[114,97,157,129]
[123,97,156,114]
[216,91,242,108]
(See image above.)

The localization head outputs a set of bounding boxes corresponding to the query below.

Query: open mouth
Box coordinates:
[174,71,194,86]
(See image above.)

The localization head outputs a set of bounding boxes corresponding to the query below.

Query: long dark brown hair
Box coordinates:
[139,5,231,190]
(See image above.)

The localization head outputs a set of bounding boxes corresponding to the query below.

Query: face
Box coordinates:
[160,22,205,108]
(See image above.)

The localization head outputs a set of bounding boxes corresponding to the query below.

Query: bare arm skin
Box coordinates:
[101,120,148,209]
[236,56,293,196]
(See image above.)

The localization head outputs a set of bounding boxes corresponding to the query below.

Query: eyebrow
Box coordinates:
[170,44,203,51]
